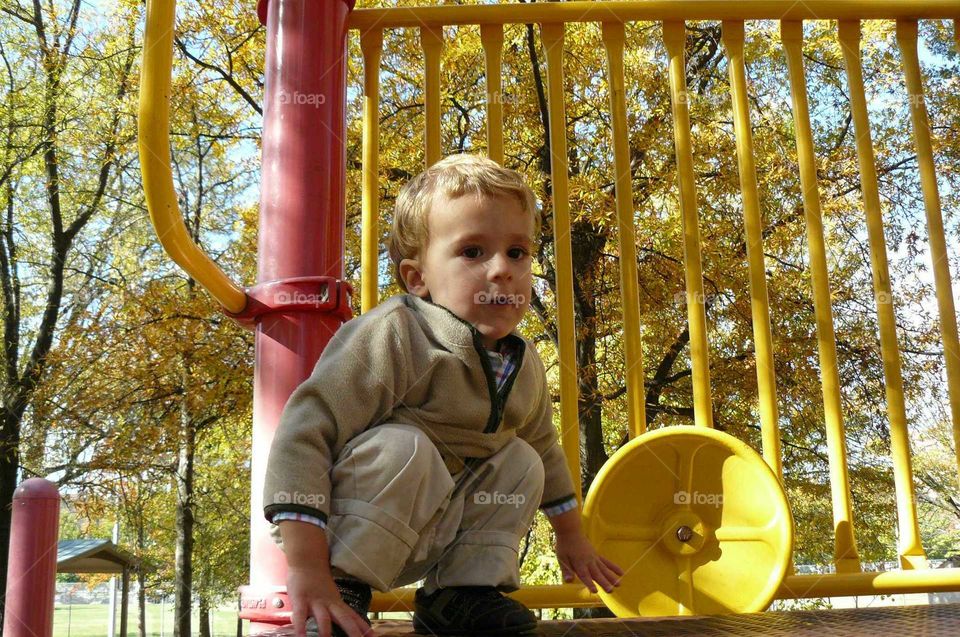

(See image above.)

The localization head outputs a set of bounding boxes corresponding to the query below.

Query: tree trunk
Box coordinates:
[0,408,23,623]
[198,594,211,637]
[198,560,212,637]
[570,218,611,491]
[137,572,147,637]
[174,354,196,637]
[137,521,147,637]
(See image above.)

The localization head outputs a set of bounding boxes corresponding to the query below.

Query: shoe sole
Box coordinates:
[412,615,538,635]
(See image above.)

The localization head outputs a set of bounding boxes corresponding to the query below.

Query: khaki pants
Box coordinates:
[272,423,545,594]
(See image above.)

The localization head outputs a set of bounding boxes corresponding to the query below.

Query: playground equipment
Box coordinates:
[3,479,60,637]
[135,0,960,632]
[582,426,794,616]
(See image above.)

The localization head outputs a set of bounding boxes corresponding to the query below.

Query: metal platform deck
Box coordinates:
[263,602,960,636]
[376,602,960,635]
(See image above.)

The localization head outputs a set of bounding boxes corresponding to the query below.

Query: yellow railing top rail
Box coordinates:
[137,0,959,317]
[349,0,960,29]
[138,0,248,314]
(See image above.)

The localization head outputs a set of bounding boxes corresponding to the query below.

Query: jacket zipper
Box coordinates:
[469,327,525,434]
[418,296,526,434]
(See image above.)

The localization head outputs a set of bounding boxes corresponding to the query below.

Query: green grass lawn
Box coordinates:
[53,603,243,637]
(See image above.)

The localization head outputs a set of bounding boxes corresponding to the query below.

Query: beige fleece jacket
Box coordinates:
[262,293,577,525]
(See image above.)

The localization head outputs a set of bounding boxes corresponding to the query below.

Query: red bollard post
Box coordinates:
[3,478,61,637]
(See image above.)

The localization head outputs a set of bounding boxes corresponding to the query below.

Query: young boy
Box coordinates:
[263,154,623,637]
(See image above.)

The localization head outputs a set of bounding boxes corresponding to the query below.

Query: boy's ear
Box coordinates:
[399,258,429,299]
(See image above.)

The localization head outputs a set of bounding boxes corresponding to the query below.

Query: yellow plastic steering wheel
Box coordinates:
[582,426,793,617]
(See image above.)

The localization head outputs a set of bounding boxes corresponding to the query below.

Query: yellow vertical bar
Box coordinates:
[897,19,960,492]
[480,24,505,166]
[421,25,443,167]
[662,21,714,429]
[360,28,383,314]
[602,21,647,439]
[721,20,783,478]
[541,22,581,503]
[781,20,860,574]
[839,20,927,570]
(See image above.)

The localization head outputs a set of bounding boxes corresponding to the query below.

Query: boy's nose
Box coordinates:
[487,253,513,280]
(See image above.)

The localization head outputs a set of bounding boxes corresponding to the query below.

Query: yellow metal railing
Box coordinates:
[138,0,247,314]
[839,19,926,571]
[602,21,646,441]
[663,19,714,431]
[782,20,861,575]
[897,17,960,501]
[539,21,582,504]
[721,20,783,479]
[353,0,960,611]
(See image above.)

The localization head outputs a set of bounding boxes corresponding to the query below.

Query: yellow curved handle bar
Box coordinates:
[138,0,248,314]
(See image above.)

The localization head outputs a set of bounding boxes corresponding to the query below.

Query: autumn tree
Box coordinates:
[0,0,141,606]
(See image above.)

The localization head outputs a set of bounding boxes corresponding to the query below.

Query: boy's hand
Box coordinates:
[554,531,625,594]
[286,567,372,637]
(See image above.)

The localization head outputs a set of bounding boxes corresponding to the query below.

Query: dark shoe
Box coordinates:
[413,585,538,635]
[329,578,372,637]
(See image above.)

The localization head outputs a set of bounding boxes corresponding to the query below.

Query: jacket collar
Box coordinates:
[402,293,525,354]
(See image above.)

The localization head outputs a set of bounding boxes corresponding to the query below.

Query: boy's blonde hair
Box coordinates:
[387,154,540,292]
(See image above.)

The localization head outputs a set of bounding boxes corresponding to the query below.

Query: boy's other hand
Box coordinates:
[554,531,625,594]
[286,567,373,637]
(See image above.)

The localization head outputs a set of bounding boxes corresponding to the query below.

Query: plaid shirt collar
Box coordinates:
[485,336,522,392]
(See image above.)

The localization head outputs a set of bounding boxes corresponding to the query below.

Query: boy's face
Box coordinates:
[400,192,534,350]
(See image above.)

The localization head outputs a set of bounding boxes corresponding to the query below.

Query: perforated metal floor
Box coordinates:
[362,602,960,636]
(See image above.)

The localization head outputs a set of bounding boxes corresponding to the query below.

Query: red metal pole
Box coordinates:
[239,0,355,632]
[3,478,60,637]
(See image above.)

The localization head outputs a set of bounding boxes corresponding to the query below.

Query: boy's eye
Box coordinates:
[461,246,530,259]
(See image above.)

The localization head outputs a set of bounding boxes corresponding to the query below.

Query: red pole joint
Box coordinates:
[3,478,60,637]
[224,277,354,329]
